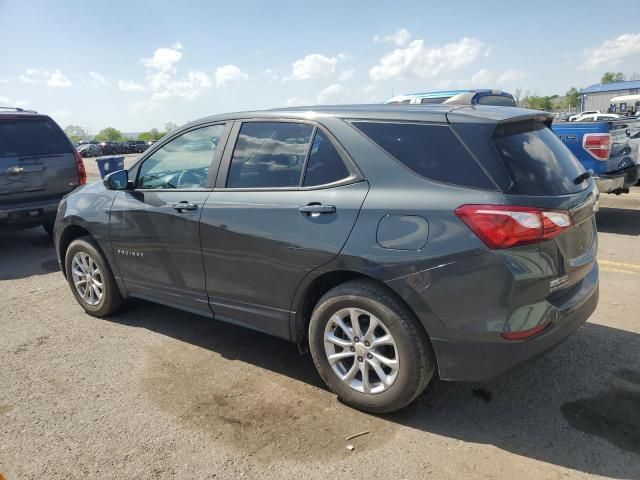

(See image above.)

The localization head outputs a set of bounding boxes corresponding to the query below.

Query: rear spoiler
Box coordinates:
[446,105,554,127]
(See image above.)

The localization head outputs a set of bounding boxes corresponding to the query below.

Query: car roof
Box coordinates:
[185,104,552,128]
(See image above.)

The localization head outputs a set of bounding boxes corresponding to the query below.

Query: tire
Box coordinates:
[308,279,435,413]
[42,221,54,237]
[64,236,123,317]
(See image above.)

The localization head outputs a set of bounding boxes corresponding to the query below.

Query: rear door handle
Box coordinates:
[171,201,198,212]
[299,204,336,215]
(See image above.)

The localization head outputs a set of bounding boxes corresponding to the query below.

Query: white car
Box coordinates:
[568,110,602,121]
[575,113,620,122]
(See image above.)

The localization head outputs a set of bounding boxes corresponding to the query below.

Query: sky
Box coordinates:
[1,0,640,133]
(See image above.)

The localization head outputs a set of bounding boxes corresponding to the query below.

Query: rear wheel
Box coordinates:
[308,279,435,413]
[65,237,123,317]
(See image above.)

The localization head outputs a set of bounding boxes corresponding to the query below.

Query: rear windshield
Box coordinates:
[476,94,516,107]
[352,121,495,189]
[0,118,71,157]
[493,121,587,195]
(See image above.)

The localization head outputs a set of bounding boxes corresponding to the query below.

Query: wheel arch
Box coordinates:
[291,268,435,355]
[58,224,92,276]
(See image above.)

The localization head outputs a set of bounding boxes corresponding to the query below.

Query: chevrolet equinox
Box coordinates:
[54,105,599,413]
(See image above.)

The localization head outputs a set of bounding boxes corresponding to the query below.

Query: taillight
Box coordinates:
[583,133,611,160]
[455,204,572,249]
[74,150,87,185]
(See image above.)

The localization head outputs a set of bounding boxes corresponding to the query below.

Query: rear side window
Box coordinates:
[493,121,586,195]
[227,122,313,188]
[303,130,350,186]
[0,118,71,157]
[352,121,495,189]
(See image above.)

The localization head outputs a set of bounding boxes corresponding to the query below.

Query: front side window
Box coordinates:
[137,124,225,189]
[227,122,313,188]
[303,130,350,186]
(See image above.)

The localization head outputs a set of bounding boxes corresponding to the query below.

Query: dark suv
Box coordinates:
[54,105,599,413]
[1,108,86,235]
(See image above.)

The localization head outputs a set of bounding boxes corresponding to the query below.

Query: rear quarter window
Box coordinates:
[352,121,495,189]
[493,121,587,195]
[0,117,72,157]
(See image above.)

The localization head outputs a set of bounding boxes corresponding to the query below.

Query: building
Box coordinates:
[580,80,640,113]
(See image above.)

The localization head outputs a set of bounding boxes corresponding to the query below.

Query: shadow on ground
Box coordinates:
[597,207,640,235]
[0,228,59,280]
[106,301,640,477]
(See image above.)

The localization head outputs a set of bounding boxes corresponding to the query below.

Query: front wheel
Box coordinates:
[65,237,123,317]
[308,279,435,413]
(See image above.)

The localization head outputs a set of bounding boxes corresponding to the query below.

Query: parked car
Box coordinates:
[125,140,148,154]
[55,105,599,413]
[385,89,516,107]
[568,110,602,121]
[552,117,639,194]
[77,143,102,158]
[1,107,86,236]
[576,113,621,122]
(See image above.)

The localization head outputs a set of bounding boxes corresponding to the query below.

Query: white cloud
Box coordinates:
[497,69,525,83]
[118,80,146,92]
[0,96,31,108]
[214,65,249,87]
[0,96,9,104]
[484,44,497,58]
[286,97,310,107]
[264,69,278,81]
[0,77,12,83]
[150,70,213,101]
[288,53,339,80]
[582,32,640,70]
[47,69,72,87]
[337,69,355,81]
[141,42,183,72]
[19,74,36,84]
[89,71,109,86]
[317,84,348,104]
[369,37,485,81]
[51,109,72,121]
[469,68,494,85]
[374,28,412,46]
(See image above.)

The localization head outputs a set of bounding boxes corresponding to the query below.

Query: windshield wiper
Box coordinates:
[574,169,593,185]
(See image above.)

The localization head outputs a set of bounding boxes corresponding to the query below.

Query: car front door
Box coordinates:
[200,120,368,338]
[110,123,230,315]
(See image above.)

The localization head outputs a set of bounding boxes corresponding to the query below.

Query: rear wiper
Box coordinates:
[574,169,594,185]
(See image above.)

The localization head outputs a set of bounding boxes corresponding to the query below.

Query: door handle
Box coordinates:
[299,203,336,215]
[171,201,198,212]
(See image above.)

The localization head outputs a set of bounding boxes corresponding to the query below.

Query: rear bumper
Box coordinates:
[595,164,640,193]
[0,198,61,230]
[431,268,599,382]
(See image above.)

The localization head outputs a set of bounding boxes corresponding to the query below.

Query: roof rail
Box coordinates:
[0,106,38,114]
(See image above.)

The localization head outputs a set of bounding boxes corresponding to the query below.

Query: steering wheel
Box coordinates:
[176,169,205,188]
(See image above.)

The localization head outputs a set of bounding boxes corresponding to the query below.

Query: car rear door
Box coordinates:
[109,122,230,315]
[0,115,79,205]
[200,120,368,339]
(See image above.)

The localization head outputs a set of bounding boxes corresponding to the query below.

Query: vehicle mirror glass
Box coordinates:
[104,169,129,190]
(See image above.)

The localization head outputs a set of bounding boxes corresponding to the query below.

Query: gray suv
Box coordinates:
[54,105,599,413]
[1,108,86,235]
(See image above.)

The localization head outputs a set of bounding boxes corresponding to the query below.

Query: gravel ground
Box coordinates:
[1,183,639,480]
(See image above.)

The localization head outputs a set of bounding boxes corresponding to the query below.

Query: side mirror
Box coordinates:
[103,169,130,190]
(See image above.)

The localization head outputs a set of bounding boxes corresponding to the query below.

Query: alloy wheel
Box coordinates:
[71,251,104,306]
[323,307,399,394]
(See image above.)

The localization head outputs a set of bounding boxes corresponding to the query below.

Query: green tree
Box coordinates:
[64,125,88,143]
[137,128,166,141]
[601,72,625,84]
[565,87,580,109]
[527,95,553,111]
[164,122,179,132]
[95,127,125,142]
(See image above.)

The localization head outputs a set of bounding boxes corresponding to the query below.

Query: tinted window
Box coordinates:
[353,121,494,189]
[0,118,71,157]
[138,124,224,189]
[227,122,313,188]
[493,121,586,195]
[303,130,350,186]
[476,94,516,107]
[420,97,447,104]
